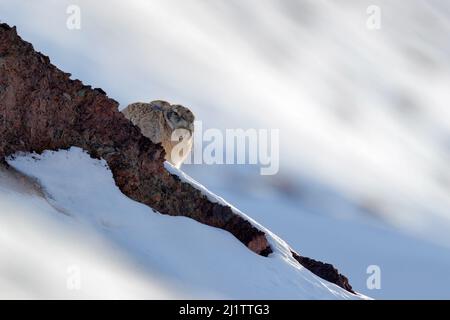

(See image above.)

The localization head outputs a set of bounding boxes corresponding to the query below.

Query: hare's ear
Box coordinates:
[151,100,170,111]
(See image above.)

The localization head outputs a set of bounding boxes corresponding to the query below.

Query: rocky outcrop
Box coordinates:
[0,23,353,293]
[292,252,354,293]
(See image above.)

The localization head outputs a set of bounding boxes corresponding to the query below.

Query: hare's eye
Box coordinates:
[171,112,181,122]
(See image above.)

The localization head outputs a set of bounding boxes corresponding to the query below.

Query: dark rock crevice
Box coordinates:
[0,23,354,293]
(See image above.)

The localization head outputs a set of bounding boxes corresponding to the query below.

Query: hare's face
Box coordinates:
[163,105,195,133]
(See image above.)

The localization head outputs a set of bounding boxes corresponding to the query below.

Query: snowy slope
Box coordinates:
[1,148,361,299]
[192,167,450,299]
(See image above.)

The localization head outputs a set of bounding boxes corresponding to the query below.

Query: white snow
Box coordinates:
[0,162,177,299]
[2,148,362,299]
[165,161,336,278]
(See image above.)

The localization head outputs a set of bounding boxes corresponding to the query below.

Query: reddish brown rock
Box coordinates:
[0,23,354,293]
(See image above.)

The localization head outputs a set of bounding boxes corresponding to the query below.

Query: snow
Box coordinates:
[2,148,362,299]
[2,0,448,244]
[165,162,334,277]
[0,163,177,299]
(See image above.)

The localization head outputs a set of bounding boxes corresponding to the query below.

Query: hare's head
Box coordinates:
[162,103,195,133]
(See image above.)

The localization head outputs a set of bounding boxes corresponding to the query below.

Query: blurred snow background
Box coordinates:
[1,0,450,298]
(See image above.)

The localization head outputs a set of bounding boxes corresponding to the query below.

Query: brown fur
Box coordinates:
[122,101,194,167]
